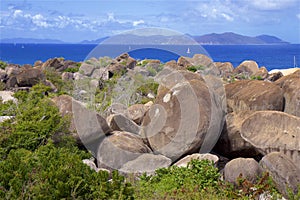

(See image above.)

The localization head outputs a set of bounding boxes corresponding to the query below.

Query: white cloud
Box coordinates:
[13,9,23,18]
[297,13,300,20]
[133,20,144,26]
[221,13,234,21]
[249,0,297,10]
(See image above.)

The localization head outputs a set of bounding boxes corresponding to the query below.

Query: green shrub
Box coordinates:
[0,84,69,158]
[44,67,73,95]
[187,65,205,72]
[0,141,134,199]
[134,159,224,199]
[63,66,80,73]
[0,60,7,70]
[0,81,5,90]
[250,75,263,80]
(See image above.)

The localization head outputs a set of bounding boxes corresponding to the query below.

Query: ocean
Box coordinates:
[0,43,299,71]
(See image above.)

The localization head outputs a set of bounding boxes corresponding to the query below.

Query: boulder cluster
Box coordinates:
[1,54,299,197]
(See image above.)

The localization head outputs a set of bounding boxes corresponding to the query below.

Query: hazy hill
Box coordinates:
[193,32,289,45]
[0,38,65,44]
[0,33,289,45]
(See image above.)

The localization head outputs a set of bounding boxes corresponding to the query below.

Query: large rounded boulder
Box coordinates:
[225,80,283,113]
[276,75,300,117]
[241,111,300,167]
[141,68,225,161]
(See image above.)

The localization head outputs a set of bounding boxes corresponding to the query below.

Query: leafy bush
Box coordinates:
[0,60,7,70]
[63,66,80,73]
[0,141,134,199]
[250,75,263,80]
[187,65,205,72]
[134,159,224,199]
[44,67,73,94]
[0,84,68,158]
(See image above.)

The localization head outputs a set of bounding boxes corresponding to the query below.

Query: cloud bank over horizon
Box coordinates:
[0,0,299,43]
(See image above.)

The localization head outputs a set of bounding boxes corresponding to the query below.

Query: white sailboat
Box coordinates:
[186,47,191,54]
[294,56,297,68]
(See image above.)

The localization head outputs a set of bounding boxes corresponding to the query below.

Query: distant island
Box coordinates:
[0,32,289,45]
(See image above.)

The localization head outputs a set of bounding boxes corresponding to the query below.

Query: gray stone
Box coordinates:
[213,111,259,158]
[120,153,172,176]
[107,114,141,135]
[72,99,112,154]
[241,111,300,167]
[225,80,284,113]
[0,91,17,103]
[233,60,259,76]
[224,158,262,185]
[259,152,300,197]
[0,116,14,123]
[79,63,95,76]
[173,153,219,168]
[97,131,152,170]
[16,68,45,87]
[127,104,148,125]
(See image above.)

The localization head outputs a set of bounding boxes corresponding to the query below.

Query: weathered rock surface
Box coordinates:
[79,63,95,76]
[259,152,300,197]
[106,113,140,135]
[61,72,74,81]
[97,131,152,170]
[213,111,259,158]
[267,71,283,82]
[42,58,64,70]
[254,66,268,79]
[225,80,283,113]
[72,100,111,154]
[16,68,45,87]
[0,116,14,123]
[0,91,17,103]
[127,104,148,125]
[276,75,300,117]
[241,111,300,166]
[120,153,172,176]
[141,68,225,161]
[142,77,211,161]
[116,53,136,69]
[173,153,219,168]
[224,158,262,185]
[233,60,259,76]
[215,62,234,77]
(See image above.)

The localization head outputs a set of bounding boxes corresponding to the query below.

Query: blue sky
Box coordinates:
[1,0,300,43]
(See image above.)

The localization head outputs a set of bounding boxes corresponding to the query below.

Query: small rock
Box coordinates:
[97,131,152,170]
[259,152,300,197]
[120,153,172,176]
[107,113,141,135]
[224,158,262,185]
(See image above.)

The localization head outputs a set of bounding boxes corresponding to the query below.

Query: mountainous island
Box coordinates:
[0,32,289,45]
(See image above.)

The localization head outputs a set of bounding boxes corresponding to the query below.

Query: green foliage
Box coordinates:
[0,81,5,90]
[44,67,73,95]
[63,66,80,73]
[137,60,150,67]
[0,141,134,199]
[250,75,263,80]
[187,65,205,72]
[146,65,157,76]
[135,159,224,199]
[287,185,300,200]
[0,84,68,158]
[0,60,7,70]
